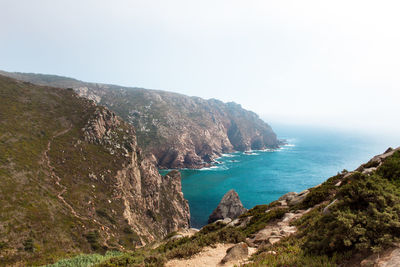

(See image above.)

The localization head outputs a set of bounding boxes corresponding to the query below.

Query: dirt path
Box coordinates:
[165,243,257,267]
[41,126,114,247]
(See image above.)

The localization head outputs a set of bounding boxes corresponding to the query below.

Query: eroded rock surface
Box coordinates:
[221,242,249,264]
[208,190,247,223]
[84,108,190,243]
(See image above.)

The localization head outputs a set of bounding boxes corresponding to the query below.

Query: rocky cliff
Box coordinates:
[0,71,281,169]
[0,75,189,266]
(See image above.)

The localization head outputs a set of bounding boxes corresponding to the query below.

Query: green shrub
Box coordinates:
[23,238,34,252]
[377,151,400,185]
[198,221,225,234]
[166,242,202,259]
[0,241,7,250]
[243,207,288,236]
[156,223,245,260]
[302,173,400,255]
[248,236,338,267]
[46,251,123,267]
[296,175,342,210]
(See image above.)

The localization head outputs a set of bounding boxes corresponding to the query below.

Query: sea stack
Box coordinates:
[208,189,247,223]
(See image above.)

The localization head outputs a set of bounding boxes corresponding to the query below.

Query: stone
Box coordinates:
[169,234,183,240]
[278,190,309,206]
[362,167,377,175]
[268,236,282,245]
[214,217,232,225]
[280,225,297,236]
[227,218,240,227]
[360,246,400,267]
[290,190,309,205]
[221,242,249,264]
[208,190,247,223]
[282,213,296,222]
[278,192,297,202]
[278,200,287,206]
[239,216,252,228]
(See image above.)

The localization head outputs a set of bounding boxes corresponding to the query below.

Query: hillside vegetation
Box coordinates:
[0,75,189,266]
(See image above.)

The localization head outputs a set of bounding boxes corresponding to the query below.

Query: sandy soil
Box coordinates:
[165,243,257,267]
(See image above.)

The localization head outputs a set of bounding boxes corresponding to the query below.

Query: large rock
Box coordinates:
[208,190,247,223]
[278,190,309,206]
[360,245,400,267]
[221,242,249,264]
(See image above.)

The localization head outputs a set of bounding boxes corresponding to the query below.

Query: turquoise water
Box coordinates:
[163,125,398,228]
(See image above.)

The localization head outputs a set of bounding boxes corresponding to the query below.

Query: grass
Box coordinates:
[247,236,338,267]
[0,75,144,265]
[45,251,123,267]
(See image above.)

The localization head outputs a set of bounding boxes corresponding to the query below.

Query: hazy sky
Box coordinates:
[1,0,400,136]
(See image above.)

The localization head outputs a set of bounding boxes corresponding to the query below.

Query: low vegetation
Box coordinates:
[45,251,123,267]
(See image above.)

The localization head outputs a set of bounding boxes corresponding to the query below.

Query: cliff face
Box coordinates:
[0,75,189,265]
[83,107,190,242]
[0,71,281,169]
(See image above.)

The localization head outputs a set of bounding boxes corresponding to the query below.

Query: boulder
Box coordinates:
[214,217,232,225]
[227,218,240,227]
[221,242,248,264]
[360,246,400,267]
[278,190,309,206]
[169,234,183,240]
[208,189,247,223]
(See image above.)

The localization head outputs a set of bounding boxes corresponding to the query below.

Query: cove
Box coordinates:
[163,124,395,228]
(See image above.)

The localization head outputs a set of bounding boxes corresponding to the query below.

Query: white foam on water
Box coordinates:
[198,165,228,171]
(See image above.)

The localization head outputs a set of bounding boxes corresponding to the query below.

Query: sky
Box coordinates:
[1,0,400,137]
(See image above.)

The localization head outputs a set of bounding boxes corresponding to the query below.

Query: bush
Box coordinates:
[166,242,202,259]
[302,173,400,255]
[23,238,34,252]
[85,231,103,251]
[0,241,7,250]
[248,236,338,267]
[46,251,123,267]
[377,151,400,185]
[243,207,288,236]
[296,174,342,210]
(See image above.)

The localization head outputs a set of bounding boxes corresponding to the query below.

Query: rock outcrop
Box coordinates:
[208,190,247,223]
[79,105,191,243]
[360,244,400,267]
[278,189,309,206]
[221,242,249,264]
[0,71,282,169]
[247,209,310,247]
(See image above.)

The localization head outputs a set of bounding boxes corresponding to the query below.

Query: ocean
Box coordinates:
[163,124,397,228]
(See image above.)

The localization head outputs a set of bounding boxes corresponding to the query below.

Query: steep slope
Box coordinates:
[0,71,281,169]
[0,75,189,266]
[64,147,400,266]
